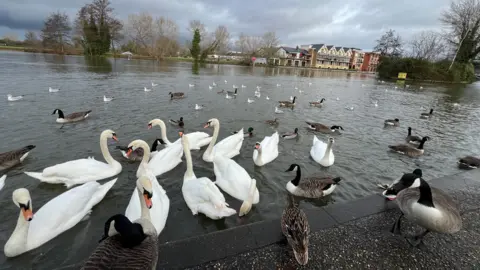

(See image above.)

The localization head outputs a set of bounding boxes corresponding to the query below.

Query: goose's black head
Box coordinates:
[408,127,412,131]
[285,163,300,172]
[100,214,146,248]
[320,98,326,102]
[168,92,172,95]
[294,128,299,133]
[383,169,423,198]
[422,136,430,142]
[429,108,434,114]
[394,118,399,122]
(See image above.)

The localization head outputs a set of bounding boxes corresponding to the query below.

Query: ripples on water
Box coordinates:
[0,51,479,268]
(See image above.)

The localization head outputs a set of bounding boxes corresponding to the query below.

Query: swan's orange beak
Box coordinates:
[112,135,118,141]
[22,208,33,221]
[126,148,133,157]
[143,194,153,209]
[179,132,183,137]
[203,123,209,128]
[147,123,152,130]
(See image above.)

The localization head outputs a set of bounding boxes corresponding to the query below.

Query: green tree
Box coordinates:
[191,29,201,60]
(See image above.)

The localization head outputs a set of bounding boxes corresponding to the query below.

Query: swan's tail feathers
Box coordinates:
[64,181,79,189]
[239,179,257,217]
[24,171,47,181]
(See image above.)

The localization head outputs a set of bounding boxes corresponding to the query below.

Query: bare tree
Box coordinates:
[409,31,446,61]
[374,29,403,57]
[24,31,40,47]
[236,33,263,56]
[41,12,72,53]
[125,12,178,59]
[261,31,280,58]
[2,33,18,42]
[440,0,480,63]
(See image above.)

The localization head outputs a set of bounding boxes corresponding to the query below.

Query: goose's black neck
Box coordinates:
[417,139,426,149]
[292,96,296,103]
[291,166,302,186]
[417,179,435,208]
[407,128,412,136]
[151,140,160,152]
[56,109,64,118]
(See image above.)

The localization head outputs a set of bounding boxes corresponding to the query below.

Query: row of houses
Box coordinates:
[270,44,380,72]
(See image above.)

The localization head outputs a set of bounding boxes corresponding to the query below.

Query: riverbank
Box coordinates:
[155,169,480,269]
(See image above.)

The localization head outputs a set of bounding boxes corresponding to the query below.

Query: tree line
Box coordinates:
[10,0,280,61]
[373,0,480,82]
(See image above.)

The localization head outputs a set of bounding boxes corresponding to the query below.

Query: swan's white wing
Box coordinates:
[214,129,244,156]
[184,177,226,208]
[148,143,183,176]
[310,135,327,160]
[0,174,6,191]
[28,181,101,246]
[213,156,251,201]
[42,158,111,179]
[172,132,211,148]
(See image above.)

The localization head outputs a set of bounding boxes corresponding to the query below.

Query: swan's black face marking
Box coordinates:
[143,189,153,199]
[19,201,32,221]
[204,121,212,128]
[254,142,261,149]
[111,132,118,141]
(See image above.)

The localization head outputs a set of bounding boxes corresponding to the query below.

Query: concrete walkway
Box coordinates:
[159,169,480,269]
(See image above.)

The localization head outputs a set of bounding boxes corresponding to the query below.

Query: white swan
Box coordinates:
[202,118,244,163]
[124,140,170,235]
[0,174,6,191]
[247,98,255,103]
[275,107,283,114]
[4,178,117,257]
[144,87,152,92]
[148,119,212,150]
[24,130,122,188]
[7,94,23,101]
[180,132,236,219]
[253,131,279,166]
[310,136,335,167]
[48,87,59,93]
[103,95,113,102]
[213,155,259,216]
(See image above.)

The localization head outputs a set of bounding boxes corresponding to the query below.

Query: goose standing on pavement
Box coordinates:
[52,109,92,123]
[285,164,341,198]
[384,170,462,247]
[0,145,36,171]
[388,136,430,157]
[81,176,158,269]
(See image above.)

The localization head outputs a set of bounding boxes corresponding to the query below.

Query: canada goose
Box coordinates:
[282,128,299,139]
[384,118,400,126]
[265,118,279,126]
[169,117,184,127]
[420,109,434,119]
[168,92,185,99]
[116,139,162,161]
[227,88,238,95]
[81,176,158,269]
[384,170,462,247]
[281,195,310,265]
[388,136,430,157]
[457,156,480,170]
[406,127,422,145]
[0,145,36,171]
[279,96,297,107]
[377,168,422,191]
[309,98,326,106]
[305,122,343,134]
[285,164,341,198]
[231,127,254,137]
[52,109,91,124]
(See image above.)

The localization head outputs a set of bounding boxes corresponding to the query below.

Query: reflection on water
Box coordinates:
[0,50,480,269]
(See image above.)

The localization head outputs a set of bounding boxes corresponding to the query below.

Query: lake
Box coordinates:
[0,51,479,268]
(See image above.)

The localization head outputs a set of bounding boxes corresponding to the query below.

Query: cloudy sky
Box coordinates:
[0,0,452,50]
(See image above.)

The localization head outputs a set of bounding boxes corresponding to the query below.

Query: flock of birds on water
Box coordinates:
[2,79,480,268]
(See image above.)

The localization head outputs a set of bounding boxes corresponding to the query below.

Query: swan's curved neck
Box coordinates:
[324,141,333,158]
[5,205,31,256]
[137,141,151,169]
[137,188,151,220]
[254,147,262,162]
[182,138,194,179]
[205,122,220,158]
[155,121,172,145]
[100,134,116,165]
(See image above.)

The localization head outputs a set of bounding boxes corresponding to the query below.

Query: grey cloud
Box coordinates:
[0,0,451,50]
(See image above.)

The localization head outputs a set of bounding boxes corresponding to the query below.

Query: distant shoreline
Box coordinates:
[0,45,382,77]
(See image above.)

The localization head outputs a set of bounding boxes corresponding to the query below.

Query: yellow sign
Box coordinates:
[398,72,407,79]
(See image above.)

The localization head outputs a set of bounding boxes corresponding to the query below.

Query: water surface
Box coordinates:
[0,51,479,268]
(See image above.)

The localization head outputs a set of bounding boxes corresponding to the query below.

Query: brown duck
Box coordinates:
[0,145,36,171]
